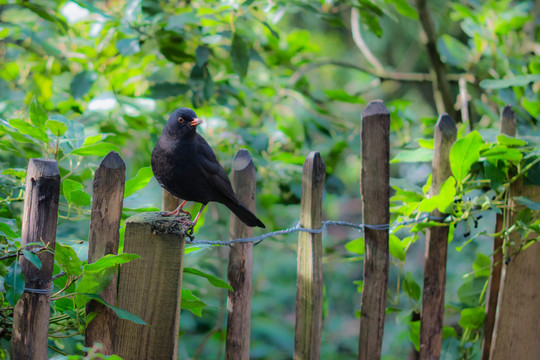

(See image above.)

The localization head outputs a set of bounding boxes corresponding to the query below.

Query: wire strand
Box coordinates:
[186,215,447,246]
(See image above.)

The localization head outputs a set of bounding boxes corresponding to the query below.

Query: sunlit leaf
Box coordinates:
[450,131,483,183]
[124,167,154,197]
[345,238,364,255]
[181,289,207,317]
[29,96,48,128]
[458,307,485,330]
[183,267,233,290]
[71,143,120,156]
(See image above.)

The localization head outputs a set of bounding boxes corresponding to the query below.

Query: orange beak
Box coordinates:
[190,118,203,127]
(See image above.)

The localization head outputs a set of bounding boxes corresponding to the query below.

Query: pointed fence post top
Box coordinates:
[304,151,326,183]
[99,151,126,170]
[362,99,389,118]
[436,113,457,137]
[232,148,254,172]
[500,105,516,136]
[27,158,60,179]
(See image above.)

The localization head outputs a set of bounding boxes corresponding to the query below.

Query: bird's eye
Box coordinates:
[178,117,184,123]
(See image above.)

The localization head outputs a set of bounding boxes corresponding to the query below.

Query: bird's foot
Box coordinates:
[174,217,196,227]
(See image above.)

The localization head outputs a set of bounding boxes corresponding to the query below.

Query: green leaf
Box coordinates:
[387,0,418,19]
[84,253,140,273]
[0,222,20,238]
[148,82,190,99]
[458,307,485,330]
[450,131,483,183]
[82,134,103,146]
[437,35,470,68]
[231,33,250,80]
[391,148,432,163]
[55,243,83,276]
[345,238,364,255]
[442,325,458,339]
[76,269,114,296]
[497,134,527,147]
[437,177,456,214]
[183,267,233,290]
[62,179,84,200]
[389,234,405,261]
[71,142,120,156]
[457,277,486,306]
[514,196,540,211]
[46,120,68,136]
[5,260,25,306]
[481,146,522,162]
[403,272,421,302]
[408,320,420,351]
[8,119,48,143]
[29,96,48,128]
[21,250,42,270]
[82,293,146,325]
[124,167,154,197]
[479,74,540,89]
[323,89,364,104]
[472,253,490,278]
[353,280,363,293]
[69,189,91,206]
[70,71,97,99]
[181,289,207,317]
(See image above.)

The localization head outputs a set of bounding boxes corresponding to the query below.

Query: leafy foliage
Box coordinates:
[0,0,538,358]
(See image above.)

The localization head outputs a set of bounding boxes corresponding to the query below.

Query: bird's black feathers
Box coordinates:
[151,107,265,228]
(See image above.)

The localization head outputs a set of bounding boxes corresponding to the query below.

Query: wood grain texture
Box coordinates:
[358,100,390,360]
[481,105,515,360]
[162,188,181,212]
[114,213,186,360]
[420,114,457,359]
[226,149,257,360]
[11,159,60,360]
[419,114,456,360]
[294,151,326,360]
[490,183,540,359]
[85,151,126,353]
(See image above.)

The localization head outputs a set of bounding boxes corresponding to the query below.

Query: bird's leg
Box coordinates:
[160,200,191,218]
[175,203,207,227]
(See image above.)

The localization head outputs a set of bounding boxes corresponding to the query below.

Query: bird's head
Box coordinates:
[166,107,203,136]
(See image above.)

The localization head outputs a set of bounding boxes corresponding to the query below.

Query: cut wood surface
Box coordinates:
[419,114,457,360]
[226,149,257,360]
[85,151,126,353]
[358,100,390,360]
[11,159,60,360]
[114,213,187,360]
[294,151,326,360]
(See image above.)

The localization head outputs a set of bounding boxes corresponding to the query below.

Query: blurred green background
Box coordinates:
[0,0,539,358]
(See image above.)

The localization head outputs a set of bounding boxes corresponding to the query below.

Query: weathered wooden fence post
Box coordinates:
[162,189,181,212]
[481,105,515,360]
[358,100,390,360]
[490,115,540,359]
[294,151,326,360]
[114,213,187,359]
[85,151,126,353]
[225,149,258,360]
[419,114,457,360]
[11,159,60,360]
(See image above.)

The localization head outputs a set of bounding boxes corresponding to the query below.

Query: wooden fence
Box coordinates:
[9,100,540,359]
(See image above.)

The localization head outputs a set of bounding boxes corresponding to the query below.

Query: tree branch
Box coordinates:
[289,59,474,87]
[415,0,458,120]
[350,7,385,74]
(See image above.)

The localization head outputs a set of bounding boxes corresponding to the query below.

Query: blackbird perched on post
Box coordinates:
[151,108,265,228]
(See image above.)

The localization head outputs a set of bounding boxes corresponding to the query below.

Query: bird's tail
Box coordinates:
[225,201,265,228]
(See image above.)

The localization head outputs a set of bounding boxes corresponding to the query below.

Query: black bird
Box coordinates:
[151,108,265,228]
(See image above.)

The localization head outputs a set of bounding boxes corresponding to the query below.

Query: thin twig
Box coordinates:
[350,7,384,74]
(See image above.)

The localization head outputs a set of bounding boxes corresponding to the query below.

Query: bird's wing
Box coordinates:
[196,134,238,202]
